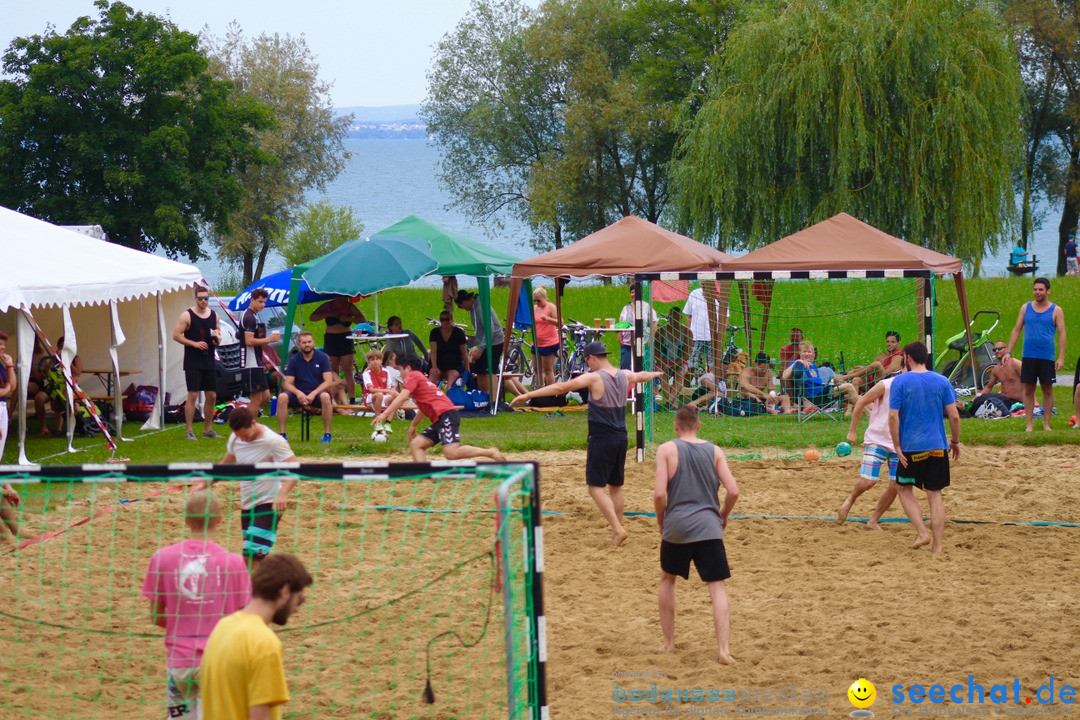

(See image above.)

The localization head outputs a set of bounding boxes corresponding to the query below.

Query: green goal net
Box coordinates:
[638,271,933,459]
[0,461,547,719]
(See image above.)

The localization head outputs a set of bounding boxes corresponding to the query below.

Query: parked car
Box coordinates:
[210,297,301,400]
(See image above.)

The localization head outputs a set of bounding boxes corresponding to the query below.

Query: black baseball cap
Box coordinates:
[755,352,770,364]
[581,341,609,357]
[454,290,477,304]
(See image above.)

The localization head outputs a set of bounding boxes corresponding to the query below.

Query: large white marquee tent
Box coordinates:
[0,205,203,465]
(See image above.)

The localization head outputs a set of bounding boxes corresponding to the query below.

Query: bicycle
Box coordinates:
[502,327,535,387]
[555,319,590,382]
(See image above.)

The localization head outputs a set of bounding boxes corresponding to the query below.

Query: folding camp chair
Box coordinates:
[792,381,842,422]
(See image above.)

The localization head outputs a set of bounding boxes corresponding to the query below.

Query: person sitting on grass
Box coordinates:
[276,332,335,443]
[739,353,793,414]
[781,341,859,415]
[141,492,251,720]
[372,353,506,463]
[687,370,724,412]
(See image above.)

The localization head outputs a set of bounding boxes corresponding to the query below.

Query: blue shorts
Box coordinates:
[859,444,898,483]
[538,344,559,357]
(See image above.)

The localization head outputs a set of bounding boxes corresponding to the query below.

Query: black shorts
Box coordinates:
[284,390,329,409]
[241,503,282,559]
[184,369,216,393]
[537,344,559,357]
[471,345,503,375]
[1020,357,1055,386]
[436,361,464,375]
[420,410,462,446]
[323,332,354,358]
[586,430,628,487]
[243,368,267,393]
[661,539,731,582]
[897,449,950,492]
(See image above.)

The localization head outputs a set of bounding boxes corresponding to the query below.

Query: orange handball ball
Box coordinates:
[804,449,821,462]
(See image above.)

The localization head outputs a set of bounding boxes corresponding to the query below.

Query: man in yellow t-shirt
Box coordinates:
[200,553,313,720]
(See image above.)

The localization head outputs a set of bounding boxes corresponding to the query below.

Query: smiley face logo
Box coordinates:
[848,678,876,709]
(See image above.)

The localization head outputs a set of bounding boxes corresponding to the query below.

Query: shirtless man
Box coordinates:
[978,344,1025,404]
[739,353,792,414]
[838,331,904,392]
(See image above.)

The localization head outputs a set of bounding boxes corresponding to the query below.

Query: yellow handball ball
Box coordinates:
[847,678,876,709]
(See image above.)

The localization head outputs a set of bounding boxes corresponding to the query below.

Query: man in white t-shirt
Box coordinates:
[838,369,903,529]
[192,406,299,568]
[683,287,722,372]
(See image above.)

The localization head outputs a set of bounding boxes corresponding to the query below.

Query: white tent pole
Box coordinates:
[375,294,379,329]
[15,310,33,465]
[109,301,126,440]
[62,306,77,453]
[143,293,167,431]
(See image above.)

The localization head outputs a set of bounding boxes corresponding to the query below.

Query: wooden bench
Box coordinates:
[299,404,463,441]
[1007,254,1038,276]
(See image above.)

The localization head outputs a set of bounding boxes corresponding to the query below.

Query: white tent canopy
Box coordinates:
[0,205,203,465]
[0,206,201,311]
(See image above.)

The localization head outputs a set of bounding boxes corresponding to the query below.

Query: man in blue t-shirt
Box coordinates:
[888,342,961,554]
[1065,232,1078,277]
[275,332,335,443]
[1002,277,1067,432]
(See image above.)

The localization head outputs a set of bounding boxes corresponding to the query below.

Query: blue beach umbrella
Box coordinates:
[227,268,342,311]
[301,235,438,296]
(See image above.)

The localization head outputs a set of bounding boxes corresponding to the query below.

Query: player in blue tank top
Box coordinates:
[1002,277,1067,432]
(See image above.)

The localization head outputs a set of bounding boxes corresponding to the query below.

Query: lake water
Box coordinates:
[197,138,1064,286]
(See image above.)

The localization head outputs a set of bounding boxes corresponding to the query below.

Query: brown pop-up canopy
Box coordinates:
[721,212,975,380]
[511,215,733,277]
[498,216,732,422]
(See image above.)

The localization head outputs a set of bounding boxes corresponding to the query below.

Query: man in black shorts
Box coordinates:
[888,342,961,553]
[240,288,281,416]
[511,341,662,546]
[1002,277,1067,432]
[172,286,221,440]
[654,406,740,664]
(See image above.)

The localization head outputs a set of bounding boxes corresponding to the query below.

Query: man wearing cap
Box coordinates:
[511,341,663,546]
[1066,232,1078,277]
[739,353,793,414]
[454,290,505,395]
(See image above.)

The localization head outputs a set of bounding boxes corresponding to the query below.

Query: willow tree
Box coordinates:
[670,0,1024,270]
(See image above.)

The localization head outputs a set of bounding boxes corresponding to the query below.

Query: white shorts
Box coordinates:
[1068,256,1079,274]
[364,391,393,408]
[860,444,898,483]
[166,666,201,719]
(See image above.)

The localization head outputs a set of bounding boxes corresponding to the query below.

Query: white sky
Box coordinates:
[2,0,504,108]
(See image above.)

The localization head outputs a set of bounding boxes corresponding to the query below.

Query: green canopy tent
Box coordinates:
[373,216,523,409]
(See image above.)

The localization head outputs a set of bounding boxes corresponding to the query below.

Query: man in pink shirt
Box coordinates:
[142,492,251,719]
[372,353,505,462]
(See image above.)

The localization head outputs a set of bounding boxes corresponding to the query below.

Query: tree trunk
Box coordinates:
[255,238,272,284]
[242,252,254,287]
[553,222,563,250]
[1058,137,1080,277]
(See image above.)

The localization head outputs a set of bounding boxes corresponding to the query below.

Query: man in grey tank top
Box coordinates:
[654,405,740,664]
[511,341,663,546]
